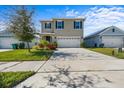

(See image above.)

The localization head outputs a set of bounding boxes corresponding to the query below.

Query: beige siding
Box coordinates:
[41,21,54,33]
[41,18,84,36]
[53,19,83,36]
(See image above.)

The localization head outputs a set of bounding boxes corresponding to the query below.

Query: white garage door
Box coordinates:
[57,36,80,48]
[102,36,123,48]
[0,37,20,49]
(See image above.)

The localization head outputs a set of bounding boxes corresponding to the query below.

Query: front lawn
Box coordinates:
[0,71,35,88]
[0,49,53,62]
[88,48,124,59]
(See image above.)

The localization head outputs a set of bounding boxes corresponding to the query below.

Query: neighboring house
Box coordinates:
[0,30,39,49]
[40,18,85,48]
[84,26,124,48]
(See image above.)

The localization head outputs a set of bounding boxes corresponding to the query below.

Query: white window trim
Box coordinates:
[44,22,51,29]
[56,20,64,30]
[45,28,52,30]
[73,28,81,30]
[74,20,82,30]
[56,28,63,30]
[57,20,63,22]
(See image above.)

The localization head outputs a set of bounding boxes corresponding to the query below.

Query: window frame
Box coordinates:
[74,20,82,30]
[44,22,51,29]
[56,20,64,30]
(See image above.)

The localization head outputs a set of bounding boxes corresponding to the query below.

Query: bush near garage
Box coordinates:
[38,43,44,49]
[80,42,87,48]
[32,40,57,50]
[47,43,56,50]
[53,42,57,48]
[40,40,49,46]
[32,45,39,50]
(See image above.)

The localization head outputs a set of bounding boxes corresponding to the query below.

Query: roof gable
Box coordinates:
[100,26,124,35]
[85,26,124,39]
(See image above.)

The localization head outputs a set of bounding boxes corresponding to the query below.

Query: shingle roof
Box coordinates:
[84,26,119,39]
[0,30,13,37]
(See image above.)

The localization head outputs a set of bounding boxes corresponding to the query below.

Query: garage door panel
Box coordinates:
[0,37,20,49]
[102,36,123,48]
[57,36,80,48]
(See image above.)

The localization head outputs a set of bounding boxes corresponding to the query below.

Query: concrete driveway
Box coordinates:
[14,48,124,88]
[50,48,116,61]
[39,48,120,72]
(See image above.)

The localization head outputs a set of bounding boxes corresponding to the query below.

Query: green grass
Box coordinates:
[88,48,124,59]
[115,52,124,59]
[0,71,35,88]
[0,49,53,62]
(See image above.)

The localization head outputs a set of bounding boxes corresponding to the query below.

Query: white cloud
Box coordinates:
[79,6,124,36]
[66,9,79,17]
[0,21,7,31]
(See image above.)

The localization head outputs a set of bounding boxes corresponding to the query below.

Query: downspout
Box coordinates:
[81,18,86,43]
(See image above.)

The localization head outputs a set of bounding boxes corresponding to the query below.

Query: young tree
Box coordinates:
[7,6,36,52]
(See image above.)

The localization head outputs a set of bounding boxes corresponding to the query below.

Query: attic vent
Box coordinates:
[112,28,115,32]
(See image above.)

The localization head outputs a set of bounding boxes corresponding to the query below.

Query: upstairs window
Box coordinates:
[112,28,115,32]
[74,20,82,29]
[45,22,51,29]
[56,20,64,29]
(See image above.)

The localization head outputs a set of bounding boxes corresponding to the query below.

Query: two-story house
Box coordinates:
[40,18,85,48]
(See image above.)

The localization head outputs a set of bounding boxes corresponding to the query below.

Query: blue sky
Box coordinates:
[0,5,124,36]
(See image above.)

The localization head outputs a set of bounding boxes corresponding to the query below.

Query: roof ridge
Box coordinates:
[84,26,124,39]
[84,26,110,39]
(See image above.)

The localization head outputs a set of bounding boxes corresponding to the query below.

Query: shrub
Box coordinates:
[53,42,57,48]
[47,43,56,50]
[80,42,87,48]
[32,45,39,50]
[40,40,49,46]
[38,40,57,50]
[38,44,44,49]
[18,43,25,49]
[99,43,104,48]
[80,42,83,48]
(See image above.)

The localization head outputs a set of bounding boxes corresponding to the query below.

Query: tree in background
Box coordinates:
[7,6,36,52]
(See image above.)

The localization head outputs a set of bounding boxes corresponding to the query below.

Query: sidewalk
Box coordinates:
[0,61,46,72]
